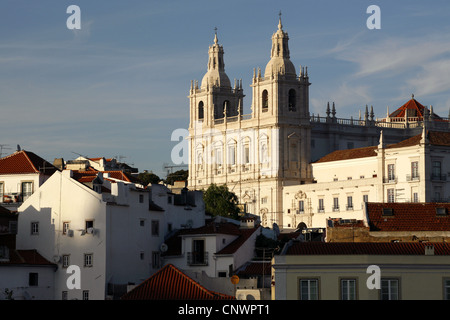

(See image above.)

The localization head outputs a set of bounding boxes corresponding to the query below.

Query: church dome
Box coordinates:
[201,66,231,88]
[264,57,296,78]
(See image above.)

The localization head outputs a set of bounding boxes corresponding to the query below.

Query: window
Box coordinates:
[432,161,442,179]
[341,279,357,300]
[243,144,250,164]
[29,273,38,287]
[139,194,144,203]
[288,89,296,111]
[411,161,419,179]
[0,182,3,203]
[63,222,70,235]
[9,221,17,234]
[218,271,227,278]
[189,239,207,266]
[140,219,145,227]
[387,164,395,181]
[387,189,395,203]
[444,279,450,300]
[62,291,68,300]
[140,252,145,260]
[85,220,94,232]
[347,196,353,210]
[333,197,339,211]
[31,222,39,235]
[262,90,268,112]
[167,195,172,204]
[82,290,89,300]
[290,143,298,162]
[318,199,324,212]
[363,194,369,203]
[413,192,419,203]
[198,101,204,120]
[167,223,173,233]
[62,255,70,268]
[261,197,268,204]
[215,148,223,167]
[381,279,399,300]
[152,251,160,269]
[299,200,304,213]
[21,182,33,201]
[434,187,442,202]
[151,220,159,236]
[299,279,319,300]
[84,253,93,267]
[228,144,236,166]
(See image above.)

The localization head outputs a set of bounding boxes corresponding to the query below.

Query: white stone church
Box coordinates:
[187,16,450,229]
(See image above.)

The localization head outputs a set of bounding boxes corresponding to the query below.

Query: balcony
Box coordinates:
[0,193,30,206]
[383,176,397,183]
[187,252,208,266]
[431,174,447,182]
[406,174,420,182]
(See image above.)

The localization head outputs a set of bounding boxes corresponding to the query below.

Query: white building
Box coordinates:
[0,149,59,211]
[186,16,450,230]
[16,169,205,300]
[283,129,450,229]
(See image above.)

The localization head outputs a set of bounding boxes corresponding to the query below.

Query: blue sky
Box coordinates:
[1,0,450,177]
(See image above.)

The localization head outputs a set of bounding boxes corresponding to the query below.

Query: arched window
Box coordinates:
[262,90,268,112]
[288,89,296,111]
[198,101,204,120]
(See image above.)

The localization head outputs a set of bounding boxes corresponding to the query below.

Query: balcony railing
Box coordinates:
[0,193,31,205]
[383,176,397,183]
[187,252,208,266]
[406,174,420,181]
[431,174,447,182]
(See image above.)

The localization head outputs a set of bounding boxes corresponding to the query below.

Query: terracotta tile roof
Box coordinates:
[237,261,271,276]
[314,146,377,163]
[315,131,449,164]
[216,227,259,255]
[120,264,235,300]
[389,98,429,119]
[367,202,450,231]
[0,249,56,266]
[0,150,58,175]
[71,169,139,184]
[162,221,258,257]
[285,241,450,255]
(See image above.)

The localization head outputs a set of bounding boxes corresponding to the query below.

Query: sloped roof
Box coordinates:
[120,264,235,300]
[71,168,139,184]
[162,221,259,257]
[315,131,449,164]
[0,249,56,266]
[237,261,271,276]
[389,97,430,119]
[0,150,58,175]
[285,241,450,255]
[367,202,450,231]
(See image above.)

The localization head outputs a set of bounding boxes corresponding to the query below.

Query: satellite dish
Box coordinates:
[53,255,61,263]
[160,243,168,252]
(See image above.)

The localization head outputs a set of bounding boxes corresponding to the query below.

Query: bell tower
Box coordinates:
[188,29,244,130]
[250,13,312,183]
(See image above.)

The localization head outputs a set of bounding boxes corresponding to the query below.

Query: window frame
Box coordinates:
[340,278,357,300]
[299,278,319,300]
[380,278,400,300]
[84,253,93,268]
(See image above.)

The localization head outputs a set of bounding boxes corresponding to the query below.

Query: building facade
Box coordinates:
[187,18,450,230]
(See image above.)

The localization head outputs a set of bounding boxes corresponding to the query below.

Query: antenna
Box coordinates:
[0,144,12,158]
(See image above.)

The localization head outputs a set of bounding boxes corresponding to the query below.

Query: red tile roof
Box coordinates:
[162,221,259,257]
[71,169,139,184]
[120,264,235,300]
[285,241,450,255]
[237,261,271,276]
[0,249,56,266]
[315,131,448,163]
[367,202,450,231]
[389,98,429,119]
[0,150,58,175]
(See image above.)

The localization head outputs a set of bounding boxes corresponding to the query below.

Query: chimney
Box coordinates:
[425,245,434,256]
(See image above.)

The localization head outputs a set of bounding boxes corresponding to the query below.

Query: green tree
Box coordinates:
[203,183,240,219]
[137,172,161,186]
[165,169,188,185]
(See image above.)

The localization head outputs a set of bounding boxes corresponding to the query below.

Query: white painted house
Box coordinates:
[283,129,450,229]
[16,169,205,300]
[0,149,59,211]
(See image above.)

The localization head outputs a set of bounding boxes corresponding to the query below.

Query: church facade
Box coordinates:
[187,17,450,229]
